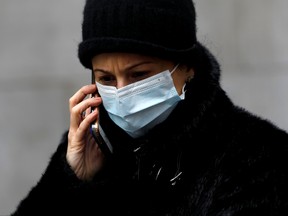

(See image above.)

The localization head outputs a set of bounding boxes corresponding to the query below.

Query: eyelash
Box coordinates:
[96,75,115,85]
[95,71,150,85]
[131,71,149,78]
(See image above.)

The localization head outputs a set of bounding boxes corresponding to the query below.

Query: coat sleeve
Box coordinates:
[209,128,288,215]
[9,131,112,215]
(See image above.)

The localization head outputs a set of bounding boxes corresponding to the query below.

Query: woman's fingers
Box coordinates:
[69,84,96,111]
[76,109,98,141]
[70,96,102,129]
[67,85,106,180]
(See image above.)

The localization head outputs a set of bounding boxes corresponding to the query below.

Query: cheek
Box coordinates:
[173,77,186,95]
[174,80,185,95]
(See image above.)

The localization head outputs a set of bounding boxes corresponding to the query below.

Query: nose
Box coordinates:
[116,78,130,89]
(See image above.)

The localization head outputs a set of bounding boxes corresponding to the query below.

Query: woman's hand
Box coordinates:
[67,84,105,181]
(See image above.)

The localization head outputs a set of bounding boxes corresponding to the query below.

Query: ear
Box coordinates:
[184,66,195,83]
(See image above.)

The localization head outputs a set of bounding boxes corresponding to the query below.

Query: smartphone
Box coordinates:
[90,72,113,155]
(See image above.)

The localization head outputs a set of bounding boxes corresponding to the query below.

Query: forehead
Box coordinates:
[91,53,172,68]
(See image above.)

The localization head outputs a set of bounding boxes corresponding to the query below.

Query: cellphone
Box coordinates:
[90,72,113,155]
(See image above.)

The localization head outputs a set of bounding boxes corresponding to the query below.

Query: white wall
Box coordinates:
[0,1,87,214]
[195,0,288,130]
[1,1,288,215]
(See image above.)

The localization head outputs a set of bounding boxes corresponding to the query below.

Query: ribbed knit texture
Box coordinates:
[78,0,197,69]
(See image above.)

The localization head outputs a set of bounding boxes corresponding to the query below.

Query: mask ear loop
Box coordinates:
[170,63,187,99]
[170,63,180,75]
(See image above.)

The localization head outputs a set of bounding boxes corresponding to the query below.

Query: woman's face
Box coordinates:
[91,53,194,95]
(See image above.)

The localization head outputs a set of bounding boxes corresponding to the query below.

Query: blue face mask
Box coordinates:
[96,64,185,138]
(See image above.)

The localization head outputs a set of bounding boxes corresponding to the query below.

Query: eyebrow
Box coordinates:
[93,61,154,74]
[93,68,111,74]
[125,61,154,70]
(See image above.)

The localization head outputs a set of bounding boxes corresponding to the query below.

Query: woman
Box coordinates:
[11,0,288,215]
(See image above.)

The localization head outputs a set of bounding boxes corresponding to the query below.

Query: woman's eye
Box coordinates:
[131,71,149,79]
[97,75,116,85]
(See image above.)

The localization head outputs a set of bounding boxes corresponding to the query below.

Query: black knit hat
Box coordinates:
[78,0,198,69]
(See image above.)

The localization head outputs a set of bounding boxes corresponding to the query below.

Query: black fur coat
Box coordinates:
[11,45,288,215]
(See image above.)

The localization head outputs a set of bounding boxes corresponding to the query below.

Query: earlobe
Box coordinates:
[186,75,194,83]
[185,68,195,83]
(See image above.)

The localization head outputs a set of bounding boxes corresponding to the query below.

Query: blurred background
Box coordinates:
[0,0,287,215]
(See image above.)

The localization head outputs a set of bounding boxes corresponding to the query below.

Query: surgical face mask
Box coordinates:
[96,64,185,138]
